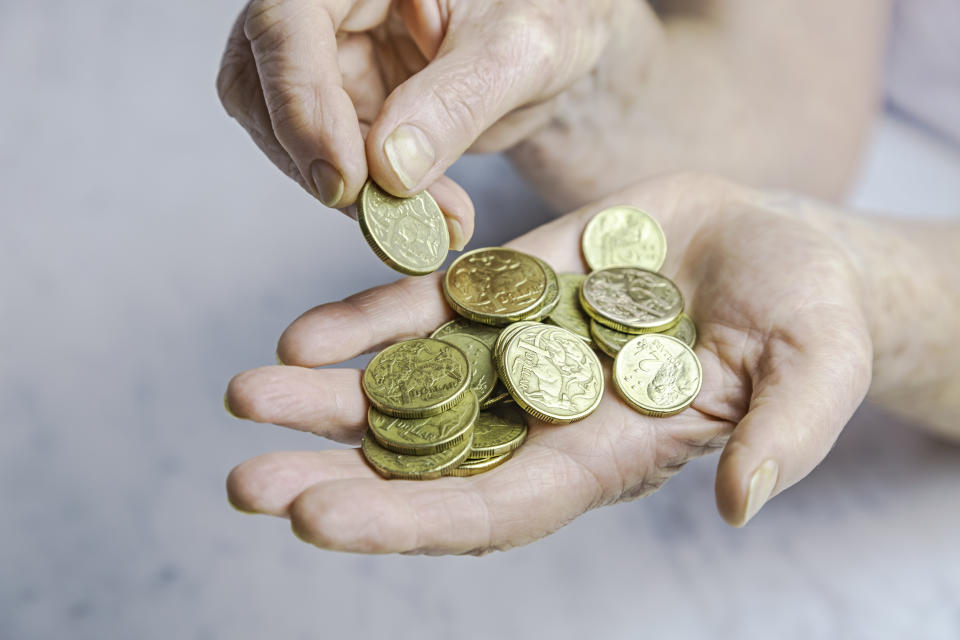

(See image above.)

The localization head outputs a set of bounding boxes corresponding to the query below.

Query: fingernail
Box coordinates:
[311,159,343,206]
[447,218,466,251]
[383,124,435,189]
[223,391,240,419]
[741,459,779,526]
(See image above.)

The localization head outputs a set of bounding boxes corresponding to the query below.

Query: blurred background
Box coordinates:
[2,1,959,639]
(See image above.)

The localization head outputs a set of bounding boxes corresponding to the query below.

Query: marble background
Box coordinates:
[1,2,958,639]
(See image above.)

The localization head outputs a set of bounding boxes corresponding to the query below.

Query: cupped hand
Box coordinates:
[216,0,650,247]
[225,173,873,554]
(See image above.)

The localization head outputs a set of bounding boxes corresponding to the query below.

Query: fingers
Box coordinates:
[286,442,600,554]
[427,175,474,251]
[277,273,453,367]
[225,366,368,444]
[243,0,367,207]
[365,10,567,196]
[227,449,377,515]
[714,311,872,527]
[217,9,312,193]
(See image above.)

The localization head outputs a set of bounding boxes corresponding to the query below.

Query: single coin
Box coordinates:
[362,429,473,480]
[469,404,528,458]
[444,450,515,477]
[362,338,470,418]
[443,248,548,325]
[480,382,511,409]
[493,320,541,363]
[498,324,604,424]
[356,180,448,276]
[430,318,501,351]
[613,334,702,417]
[658,312,697,348]
[581,205,667,272]
[590,319,633,358]
[580,267,684,334]
[367,390,479,455]
[435,333,498,404]
[546,273,592,343]
[518,258,561,321]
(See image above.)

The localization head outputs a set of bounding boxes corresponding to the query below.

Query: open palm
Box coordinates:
[225,173,872,554]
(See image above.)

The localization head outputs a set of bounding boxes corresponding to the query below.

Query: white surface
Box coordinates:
[1,2,959,639]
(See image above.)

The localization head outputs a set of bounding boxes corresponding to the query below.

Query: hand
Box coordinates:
[215,0,653,247]
[224,173,873,554]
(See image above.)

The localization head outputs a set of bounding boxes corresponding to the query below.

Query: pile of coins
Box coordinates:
[576,206,702,417]
[360,334,528,480]
[356,191,702,479]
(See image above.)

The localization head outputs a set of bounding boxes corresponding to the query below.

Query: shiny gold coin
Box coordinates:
[362,429,473,480]
[367,390,479,456]
[362,338,470,418]
[498,324,604,424]
[430,318,501,351]
[590,319,632,358]
[658,312,697,348]
[469,404,528,458]
[580,267,684,334]
[546,273,592,343]
[581,205,667,272]
[444,450,515,477]
[479,382,511,409]
[613,334,702,417]
[518,258,561,321]
[443,248,548,325]
[493,320,541,363]
[435,333,498,404]
[356,180,448,276]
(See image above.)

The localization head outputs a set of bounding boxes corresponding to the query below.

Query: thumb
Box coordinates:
[365,5,598,197]
[715,311,872,527]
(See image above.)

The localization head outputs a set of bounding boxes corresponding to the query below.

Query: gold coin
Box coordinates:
[435,333,498,404]
[444,450,515,477]
[590,319,632,358]
[443,248,548,325]
[479,381,511,409]
[658,312,697,348]
[430,318,501,351]
[581,205,667,272]
[546,273,592,343]
[498,324,604,424]
[613,334,702,417]
[367,390,479,455]
[362,338,470,418]
[493,320,541,363]
[469,404,527,458]
[362,429,473,480]
[580,267,684,334]
[356,180,448,276]
[518,258,561,321]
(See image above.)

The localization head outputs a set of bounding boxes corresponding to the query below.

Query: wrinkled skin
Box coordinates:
[216,0,642,245]
[225,174,873,555]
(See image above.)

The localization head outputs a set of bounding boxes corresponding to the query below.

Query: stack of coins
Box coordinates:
[360,336,528,479]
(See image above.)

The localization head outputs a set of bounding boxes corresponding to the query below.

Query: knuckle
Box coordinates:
[266,82,323,143]
[243,0,289,42]
[428,73,491,139]
[491,9,559,74]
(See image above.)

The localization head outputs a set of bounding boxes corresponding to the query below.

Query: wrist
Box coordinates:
[804,203,960,433]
